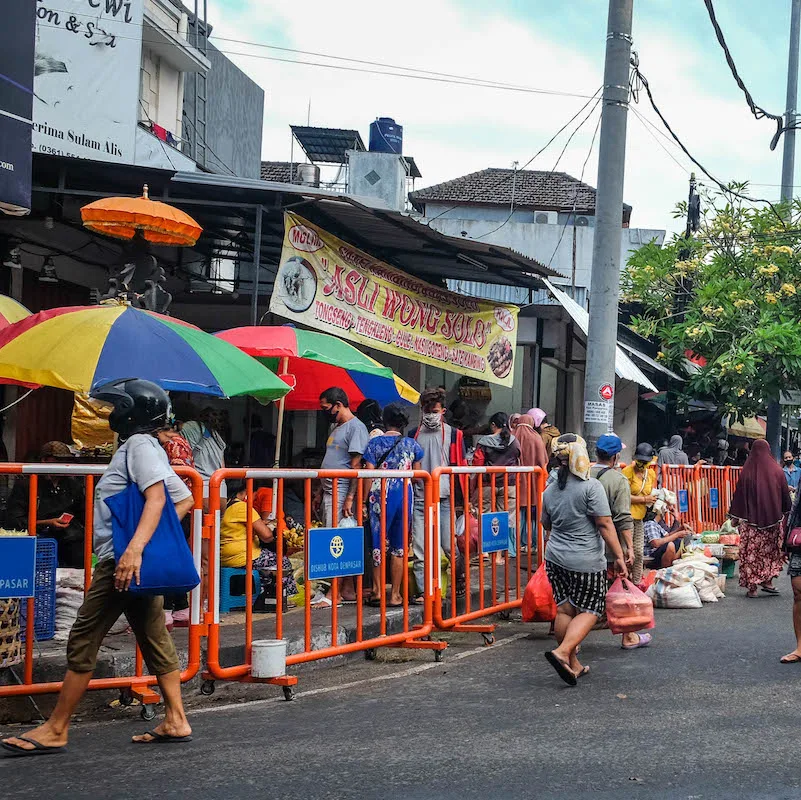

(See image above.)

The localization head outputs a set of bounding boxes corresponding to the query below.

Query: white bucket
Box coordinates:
[251,639,287,678]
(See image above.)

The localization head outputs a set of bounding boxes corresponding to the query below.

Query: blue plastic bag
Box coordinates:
[106,481,200,595]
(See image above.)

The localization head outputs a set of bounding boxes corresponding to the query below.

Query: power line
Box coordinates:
[36,22,597,101]
[546,110,603,271]
[702,0,787,150]
[630,106,692,175]
[425,87,602,226]
[630,64,788,224]
[472,96,602,240]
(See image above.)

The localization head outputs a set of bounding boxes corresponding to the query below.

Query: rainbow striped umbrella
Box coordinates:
[0,295,31,328]
[216,326,419,409]
[0,305,290,400]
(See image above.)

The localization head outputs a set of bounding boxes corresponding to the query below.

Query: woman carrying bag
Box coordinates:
[1,379,197,756]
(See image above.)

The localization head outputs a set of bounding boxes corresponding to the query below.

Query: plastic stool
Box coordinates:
[218,567,261,613]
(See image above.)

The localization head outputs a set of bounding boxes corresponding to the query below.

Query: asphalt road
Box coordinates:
[3,574,801,800]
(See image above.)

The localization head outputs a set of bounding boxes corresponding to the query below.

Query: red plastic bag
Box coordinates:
[638,570,657,593]
[606,577,655,635]
[522,563,557,622]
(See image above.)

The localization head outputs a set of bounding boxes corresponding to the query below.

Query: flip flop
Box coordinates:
[621,633,652,650]
[311,596,342,610]
[576,665,590,678]
[761,586,780,595]
[1,736,66,757]
[780,653,801,664]
[132,730,193,744]
[544,650,577,686]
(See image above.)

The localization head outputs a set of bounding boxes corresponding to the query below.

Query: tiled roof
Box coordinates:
[409,168,631,221]
[260,161,296,183]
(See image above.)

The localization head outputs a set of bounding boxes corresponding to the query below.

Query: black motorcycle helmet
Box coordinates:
[633,442,655,463]
[90,378,171,440]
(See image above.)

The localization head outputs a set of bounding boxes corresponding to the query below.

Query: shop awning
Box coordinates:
[727,416,767,439]
[543,280,657,391]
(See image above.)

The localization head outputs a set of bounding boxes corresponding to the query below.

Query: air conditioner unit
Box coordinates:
[534,211,557,225]
[575,215,590,227]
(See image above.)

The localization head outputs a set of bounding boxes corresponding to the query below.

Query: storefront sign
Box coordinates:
[32,0,144,164]
[599,383,614,401]
[0,0,35,216]
[0,537,37,598]
[270,213,519,387]
[481,511,509,554]
[308,525,365,580]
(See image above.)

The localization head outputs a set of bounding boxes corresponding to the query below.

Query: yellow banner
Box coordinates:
[270,213,519,387]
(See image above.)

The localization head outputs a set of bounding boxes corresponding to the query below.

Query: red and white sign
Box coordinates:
[599,383,614,402]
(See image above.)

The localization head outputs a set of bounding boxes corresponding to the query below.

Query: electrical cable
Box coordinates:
[37,22,597,101]
[702,0,788,150]
[180,113,238,177]
[472,97,602,240]
[425,88,602,226]
[630,65,788,225]
[546,110,603,272]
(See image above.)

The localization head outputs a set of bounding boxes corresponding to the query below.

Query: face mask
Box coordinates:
[635,460,648,468]
[786,459,794,465]
[422,411,442,430]
[321,406,339,424]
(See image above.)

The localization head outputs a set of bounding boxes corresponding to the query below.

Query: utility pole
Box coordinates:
[767,0,801,458]
[582,0,634,454]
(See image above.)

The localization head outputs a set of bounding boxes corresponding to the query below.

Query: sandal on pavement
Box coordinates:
[576,665,590,678]
[132,730,193,744]
[1,736,66,757]
[621,633,652,650]
[780,653,801,664]
[544,650,577,686]
[761,586,780,595]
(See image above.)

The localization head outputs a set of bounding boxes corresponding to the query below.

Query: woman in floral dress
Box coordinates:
[729,439,791,598]
[363,404,423,607]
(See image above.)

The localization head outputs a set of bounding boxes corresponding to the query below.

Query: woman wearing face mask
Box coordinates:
[622,443,657,587]
[409,388,468,603]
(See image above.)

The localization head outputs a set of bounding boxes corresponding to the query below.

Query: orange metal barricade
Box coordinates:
[660,463,741,531]
[430,466,546,640]
[203,468,445,697]
[0,464,205,715]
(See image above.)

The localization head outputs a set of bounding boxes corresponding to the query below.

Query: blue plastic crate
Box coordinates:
[20,538,58,642]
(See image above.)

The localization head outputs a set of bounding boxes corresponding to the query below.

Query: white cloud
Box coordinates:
[206,0,793,234]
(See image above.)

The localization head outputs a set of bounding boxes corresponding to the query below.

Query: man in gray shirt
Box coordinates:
[590,434,634,569]
[313,387,369,607]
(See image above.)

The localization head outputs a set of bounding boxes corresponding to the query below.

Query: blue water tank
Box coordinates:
[369,117,403,154]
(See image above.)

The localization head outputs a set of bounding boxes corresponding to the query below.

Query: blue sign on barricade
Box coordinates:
[0,536,37,598]
[678,489,689,514]
[481,511,509,554]
[709,488,719,510]
[308,526,365,580]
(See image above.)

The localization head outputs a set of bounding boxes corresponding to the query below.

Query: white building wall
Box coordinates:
[423,208,665,291]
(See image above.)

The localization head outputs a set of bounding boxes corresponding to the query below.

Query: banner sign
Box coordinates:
[0,0,36,215]
[32,0,144,163]
[270,213,520,387]
[709,487,719,510]
[308,526,365,580]
[678,489,689,514]
[0,537,37,599]
[481,511,510,554]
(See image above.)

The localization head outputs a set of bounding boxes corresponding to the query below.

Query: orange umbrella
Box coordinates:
[80,184,202,246]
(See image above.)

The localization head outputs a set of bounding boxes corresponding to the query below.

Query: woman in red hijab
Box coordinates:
[729,439,791,598]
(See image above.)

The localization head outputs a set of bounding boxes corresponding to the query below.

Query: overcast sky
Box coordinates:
[208,0,798,234]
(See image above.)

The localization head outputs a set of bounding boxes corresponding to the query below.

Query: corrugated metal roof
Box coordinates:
[446,281,586,307]
[543,279,657,391]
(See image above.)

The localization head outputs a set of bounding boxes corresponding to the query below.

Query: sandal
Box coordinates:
[761,586,780,595]
[780,653,801,664]
[621,633,652,650]
[1,736,66,757]
[132,730,193,744]
[544,650,577,686]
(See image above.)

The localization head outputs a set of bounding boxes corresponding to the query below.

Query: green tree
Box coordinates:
[623,191,801,420]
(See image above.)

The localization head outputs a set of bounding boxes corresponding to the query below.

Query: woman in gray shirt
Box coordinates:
[541,434,627,687]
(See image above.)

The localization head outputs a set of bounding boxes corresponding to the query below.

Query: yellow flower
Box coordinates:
[734,363,744,373]
[758,263,780,275]
[782,283,797,295]
[766,292,778,304]
[733,298,755,309]
[738,388,746,397]
[776,245,794,256]
[751,246,761,255]
[656,351,665,361]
